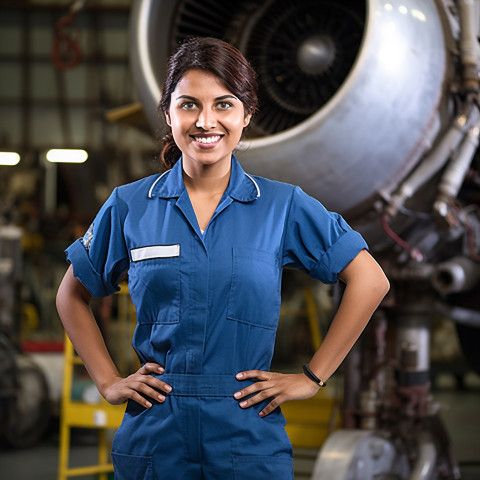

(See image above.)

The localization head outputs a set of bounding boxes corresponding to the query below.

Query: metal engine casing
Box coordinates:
[129,0,449,234]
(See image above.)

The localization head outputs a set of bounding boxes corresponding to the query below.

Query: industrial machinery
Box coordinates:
[129,0,480,478]
[0,225,50,448]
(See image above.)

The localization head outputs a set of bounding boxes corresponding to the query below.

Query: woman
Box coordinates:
[57,37,389,479]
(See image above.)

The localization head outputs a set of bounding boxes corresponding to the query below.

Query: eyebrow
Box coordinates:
[175,94,239,102]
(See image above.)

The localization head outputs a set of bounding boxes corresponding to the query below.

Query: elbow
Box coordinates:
[376,271,390,301]
[368,254,390,301]
[361,262,390,303]
[382,275,390,298]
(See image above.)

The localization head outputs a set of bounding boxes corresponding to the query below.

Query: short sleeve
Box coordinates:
[65,188,128,297]
[282,187,368,284]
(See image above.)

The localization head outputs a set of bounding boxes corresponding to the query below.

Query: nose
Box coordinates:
[195,108,217,130]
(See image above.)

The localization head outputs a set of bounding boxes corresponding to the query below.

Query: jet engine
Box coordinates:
[129,0,480,478]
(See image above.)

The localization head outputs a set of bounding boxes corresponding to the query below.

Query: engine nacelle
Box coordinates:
[130,0,449,216]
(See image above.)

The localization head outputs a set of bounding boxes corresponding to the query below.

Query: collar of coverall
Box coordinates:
[148,154,261,203]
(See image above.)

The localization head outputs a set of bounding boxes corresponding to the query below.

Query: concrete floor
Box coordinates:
[1,379,479,480]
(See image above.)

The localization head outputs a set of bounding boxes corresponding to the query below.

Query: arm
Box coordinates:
[56,265,172,408]
[308,249,390,380]
[233,249,390,416]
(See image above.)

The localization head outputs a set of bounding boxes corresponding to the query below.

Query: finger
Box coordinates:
[140,363,165,374]
[236,370,272,381]
[131,381,168,403]
[142,375,173,394]
[133,365,171,393]
[128,390,153,409]
[234,381,271,400]
[237,389,273,409]
[259,397,283,417]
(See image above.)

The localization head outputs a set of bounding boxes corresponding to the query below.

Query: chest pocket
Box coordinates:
[128,245,181,324]
[227,247,281,330]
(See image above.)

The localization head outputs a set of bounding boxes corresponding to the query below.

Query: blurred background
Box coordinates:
[0,1,479,479]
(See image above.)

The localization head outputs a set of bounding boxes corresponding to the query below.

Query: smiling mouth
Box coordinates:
[191,134,223,145]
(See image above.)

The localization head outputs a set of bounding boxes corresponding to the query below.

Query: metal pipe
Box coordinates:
[397,325,430,375]
[435,115,480,202]
[458,0,480,93]
[434,301,480,328]
[395,303,432,387]
[432,255,480,294]
[409,431,437,480]
[386,112,469,217]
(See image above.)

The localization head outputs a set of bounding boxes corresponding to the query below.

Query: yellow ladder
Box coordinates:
[57,333,126,480]
[282,287,342,449]
[58,284,136,480]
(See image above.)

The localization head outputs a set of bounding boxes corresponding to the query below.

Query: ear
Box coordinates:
[165,111,171,126]
[243,113,252,127]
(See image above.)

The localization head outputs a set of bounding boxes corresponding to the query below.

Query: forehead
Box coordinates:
[173,69,232,96]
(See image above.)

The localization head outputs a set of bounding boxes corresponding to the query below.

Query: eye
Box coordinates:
[216,101,233,110]
[180,101,197,110]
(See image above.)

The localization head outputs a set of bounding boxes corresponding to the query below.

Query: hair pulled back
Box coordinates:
[159,37,258,170]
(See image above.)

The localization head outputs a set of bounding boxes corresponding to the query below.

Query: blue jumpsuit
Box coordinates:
[66,156,367,479]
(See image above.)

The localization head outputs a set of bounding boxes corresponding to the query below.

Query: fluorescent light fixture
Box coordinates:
[0,152,20,166]
[46,149,88,163]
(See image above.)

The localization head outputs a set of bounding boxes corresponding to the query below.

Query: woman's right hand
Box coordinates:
[101,363,172,409]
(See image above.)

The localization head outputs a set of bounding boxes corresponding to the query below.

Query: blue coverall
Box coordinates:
[66,156,367,479]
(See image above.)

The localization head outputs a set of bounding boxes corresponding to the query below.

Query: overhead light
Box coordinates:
[46,149,88,163]
[0,152,20,166]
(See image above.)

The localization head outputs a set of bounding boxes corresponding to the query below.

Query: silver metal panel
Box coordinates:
[238,0,447,212]
[130,0,448,214]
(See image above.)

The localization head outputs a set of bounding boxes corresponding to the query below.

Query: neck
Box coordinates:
[182,159,231,195]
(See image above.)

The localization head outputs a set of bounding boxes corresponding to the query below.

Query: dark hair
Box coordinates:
[159,37,259,170]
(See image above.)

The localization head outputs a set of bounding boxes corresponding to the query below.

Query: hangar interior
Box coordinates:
[0,0,480,479]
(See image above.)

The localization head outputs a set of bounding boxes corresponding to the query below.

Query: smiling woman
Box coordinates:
[159,36,258,171]
[56,36,389,480]
[164,70,252,179]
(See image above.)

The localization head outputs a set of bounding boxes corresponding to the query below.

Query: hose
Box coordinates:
[51,0,88,71]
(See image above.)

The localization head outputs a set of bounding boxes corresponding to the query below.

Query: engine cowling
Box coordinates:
[129,0,448,221]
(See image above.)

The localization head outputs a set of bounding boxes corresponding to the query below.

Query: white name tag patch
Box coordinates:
[131,244,180,262]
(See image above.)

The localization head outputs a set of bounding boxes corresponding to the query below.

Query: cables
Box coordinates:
[51,0,88,71]
[381,213,423,262]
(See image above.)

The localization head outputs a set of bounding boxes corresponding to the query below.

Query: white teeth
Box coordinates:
[195,135,220,144]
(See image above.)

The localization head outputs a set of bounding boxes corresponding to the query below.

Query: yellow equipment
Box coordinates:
[282,287,341,449]
[57,333,125,480]
[57,284,136,480]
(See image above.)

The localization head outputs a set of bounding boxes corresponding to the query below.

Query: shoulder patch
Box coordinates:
[81,223,94,251]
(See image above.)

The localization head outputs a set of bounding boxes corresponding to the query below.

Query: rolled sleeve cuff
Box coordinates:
[65,239,120,298]
[310,230,368,284]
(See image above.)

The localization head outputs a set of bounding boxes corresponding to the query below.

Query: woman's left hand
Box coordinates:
[233,370,320,417]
